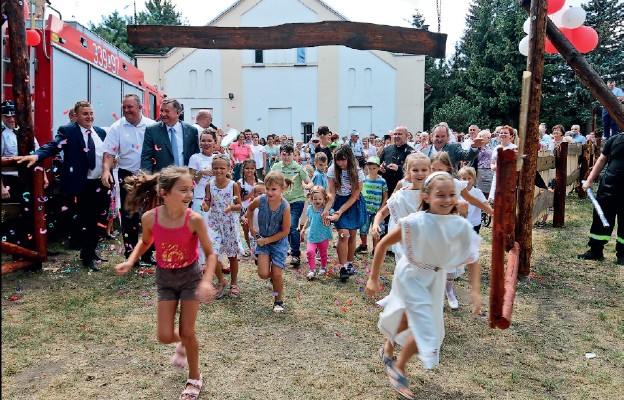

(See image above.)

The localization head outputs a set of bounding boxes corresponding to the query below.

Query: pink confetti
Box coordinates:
[112,112,119,120]
[63,109,70,115]
[61,206,68,211]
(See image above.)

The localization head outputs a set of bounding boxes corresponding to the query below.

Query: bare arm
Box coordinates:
[225,183,243,213]
[101,153,115,188]
[365,226,402,297]
[461,188,493,215]
[243,197,260,236]
[115,211,155,274]
[190,213,217,301]
[329,181,363,221]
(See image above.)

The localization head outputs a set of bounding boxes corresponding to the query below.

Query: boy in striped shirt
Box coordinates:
[356,156,388,254]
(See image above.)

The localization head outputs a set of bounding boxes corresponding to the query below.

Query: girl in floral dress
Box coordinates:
[202,155,244,298]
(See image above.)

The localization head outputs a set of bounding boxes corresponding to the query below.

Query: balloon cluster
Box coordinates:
[519,0,598,56]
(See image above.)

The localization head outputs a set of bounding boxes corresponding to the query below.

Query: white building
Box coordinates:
[136,0,425,140]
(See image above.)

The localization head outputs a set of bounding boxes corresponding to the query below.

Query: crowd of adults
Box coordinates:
[1,85,622,269]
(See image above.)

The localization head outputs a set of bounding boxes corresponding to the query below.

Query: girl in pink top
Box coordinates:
[115,166,217,400]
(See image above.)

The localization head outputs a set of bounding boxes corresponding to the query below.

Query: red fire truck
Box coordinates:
[2,9,164,146]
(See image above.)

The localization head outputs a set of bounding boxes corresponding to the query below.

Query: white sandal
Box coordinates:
[179,373,202,400]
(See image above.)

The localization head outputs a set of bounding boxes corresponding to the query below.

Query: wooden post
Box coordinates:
[520,2,624,131]
[577,142,590,199]
[490,148,518,329]
[5,0,46,264]
[553,141,568,227]
[516,0,548,277]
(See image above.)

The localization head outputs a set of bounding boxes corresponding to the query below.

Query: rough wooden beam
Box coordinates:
[516,0,548,277]
[490,148,518,329]
[127,21,447,58]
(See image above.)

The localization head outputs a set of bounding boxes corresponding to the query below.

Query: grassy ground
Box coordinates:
[2,196,622,399]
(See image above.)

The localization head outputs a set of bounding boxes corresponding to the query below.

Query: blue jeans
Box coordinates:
[602,109,620,140]
[288,201,304,257]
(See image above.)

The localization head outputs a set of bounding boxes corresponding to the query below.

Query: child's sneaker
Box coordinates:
[339,267,350,282]
[290,256,301,267]
[355,244,368,253]
[347,262,356,275]
[318,267,327,276]
[306,270,316,280]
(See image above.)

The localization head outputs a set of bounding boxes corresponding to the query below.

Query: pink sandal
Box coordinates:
[213,280,228,299]
[179,373,202,400]
[172,343,187,370]
[230,284,241,297]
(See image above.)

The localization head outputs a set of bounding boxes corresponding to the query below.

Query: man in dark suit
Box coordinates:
[18,101,110,271]
[140,99,199,173]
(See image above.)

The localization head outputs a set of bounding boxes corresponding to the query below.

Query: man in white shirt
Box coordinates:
[462,124,480,150]
[101,94,156,264]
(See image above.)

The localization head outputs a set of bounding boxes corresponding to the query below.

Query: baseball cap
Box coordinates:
[351,130,359,136]
[1,100,15,116]
[366,156,380,165]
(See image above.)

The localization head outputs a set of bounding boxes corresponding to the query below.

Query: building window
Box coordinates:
[348,68,356,87]
[302,122,313,142]
[255,50,263,63]
[364,68,372,86]
[189,69,197,95]
[204,69,213,89]
[297,48,306,64]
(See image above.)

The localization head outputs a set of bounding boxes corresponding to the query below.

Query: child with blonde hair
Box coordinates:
[244,171,292,312]
[202,154,244,298]
[300,186,334,280]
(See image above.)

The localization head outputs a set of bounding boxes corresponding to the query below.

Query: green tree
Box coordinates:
[89,0,186,57]
[89,11,133,56]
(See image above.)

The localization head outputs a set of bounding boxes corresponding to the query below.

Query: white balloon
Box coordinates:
[549,7,565,26]
[561,6,586,29]
[523,17,531,34]
[519,35,529,57]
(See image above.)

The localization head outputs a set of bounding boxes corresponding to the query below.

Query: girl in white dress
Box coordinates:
[430,151,492,310]
[366,172,482,399]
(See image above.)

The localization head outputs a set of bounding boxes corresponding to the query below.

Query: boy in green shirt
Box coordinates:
[271,144,313,266]
[357,156,388,254]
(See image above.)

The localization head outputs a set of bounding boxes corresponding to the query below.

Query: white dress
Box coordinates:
[377,212,480,369]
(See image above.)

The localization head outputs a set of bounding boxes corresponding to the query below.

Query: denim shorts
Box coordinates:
[255,240,288,269]
[155,261,202,302]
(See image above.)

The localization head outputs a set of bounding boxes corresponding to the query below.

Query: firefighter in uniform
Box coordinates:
[578,132,624,265]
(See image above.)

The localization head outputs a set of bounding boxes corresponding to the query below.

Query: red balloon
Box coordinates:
[570,26,599,53]
[545,39,558,54]
[548,0,565,15]
[26,29,41,47]
[23,0,29,21]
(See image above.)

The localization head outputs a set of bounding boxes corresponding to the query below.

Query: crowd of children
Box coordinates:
[114,129,499,400]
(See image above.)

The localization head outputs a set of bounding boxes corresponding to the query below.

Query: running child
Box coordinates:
[312,152,329,189]
[430,151,492,310]
[115,166,217,400]
[323,145,368,282]
[300,186,334,280]
[366,171,482,399]
[201,154,244,298]
[372,153,431,259]
[458,166,488,234]
[356,156,388,254]
[244,171,292,312]
[238,158,262,255]
[270,144,313,267]
[189,129,222,269]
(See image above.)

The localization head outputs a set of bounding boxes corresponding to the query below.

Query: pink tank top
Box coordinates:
[153,208,199,269]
